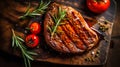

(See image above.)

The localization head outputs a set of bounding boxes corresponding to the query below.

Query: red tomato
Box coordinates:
[29,22,41,34]
[87,0,110,13]
[25,34,39,48]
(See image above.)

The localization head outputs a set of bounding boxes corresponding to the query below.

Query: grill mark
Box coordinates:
[82,27,95,44]
[51,34,70,53]
[67,19,89,48]
[77,19,95,44]
[57,26,81,53]
[73,11,95,44]
[72,12,97,47]
[61,23,86,50]
[72,12,95,45]
[67,12,90,47]
[72,12,90,38]
[44,3,98,53]
[48,9,84,53]
[72,12,97,44]
[47,14,70,53]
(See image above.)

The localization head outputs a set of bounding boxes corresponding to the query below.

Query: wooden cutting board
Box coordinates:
[0,0,116,66]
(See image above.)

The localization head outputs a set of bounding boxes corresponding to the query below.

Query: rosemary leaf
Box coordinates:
[27,58,31,67]
[25,3,31,13]
[24,53,34,60]
[23,54,27,67]
[19,0,51,19]
[48,26,52,33]
[27,51,38,56]
[59,22,66,25]
[16,36,24,42]
[50,7,66,37]
[28,12,41,16]
[19,46,31,60]
[20,43,27,50]
[12,36,15,47]
[15,40,19,47]
[11,29,37,67]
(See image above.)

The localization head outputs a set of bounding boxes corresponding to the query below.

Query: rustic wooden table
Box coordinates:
[0,0,120,67]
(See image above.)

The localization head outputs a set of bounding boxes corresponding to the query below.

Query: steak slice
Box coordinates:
[44,2,99,53]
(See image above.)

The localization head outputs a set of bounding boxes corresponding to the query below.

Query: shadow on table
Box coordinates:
[0,50,105,67]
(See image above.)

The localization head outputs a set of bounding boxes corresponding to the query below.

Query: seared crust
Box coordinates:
[44,3,99,53]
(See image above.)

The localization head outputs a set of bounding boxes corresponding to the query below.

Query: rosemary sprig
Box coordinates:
[19,0,51,19]
[11,29,37,67]
[50,7,67,38]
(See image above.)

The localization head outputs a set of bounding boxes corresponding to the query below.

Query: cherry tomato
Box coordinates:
[87,0,110,13]
[25,34,39,48]
[29,22,41,34]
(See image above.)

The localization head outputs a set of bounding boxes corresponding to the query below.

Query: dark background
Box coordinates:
[0,0,120,67]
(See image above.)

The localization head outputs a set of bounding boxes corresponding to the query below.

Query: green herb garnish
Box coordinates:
[19,0,51,19]
[99,25,108,32]
[50,7,67,38]
[11,29,37,67]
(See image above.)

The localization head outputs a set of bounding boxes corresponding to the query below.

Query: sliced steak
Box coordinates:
[44,2,99,53]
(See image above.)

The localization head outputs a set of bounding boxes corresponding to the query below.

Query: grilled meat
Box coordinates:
[44,3,99,53]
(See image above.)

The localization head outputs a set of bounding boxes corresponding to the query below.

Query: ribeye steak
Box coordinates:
[44,3,99,53]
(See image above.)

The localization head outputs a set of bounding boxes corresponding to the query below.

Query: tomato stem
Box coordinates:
[27,38,35,45]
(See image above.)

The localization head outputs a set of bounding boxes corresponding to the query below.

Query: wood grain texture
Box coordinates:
[0,0,118,67]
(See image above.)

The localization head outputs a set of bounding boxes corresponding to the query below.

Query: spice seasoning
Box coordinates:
[84,50,100,62]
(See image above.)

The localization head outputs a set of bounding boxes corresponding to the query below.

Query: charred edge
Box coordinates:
[61,23,86,50]
[67,12,89,48]
[56,26,81,53]
[47,13,70,53]
[51,34,70,53]
[67,19,88,48]
[72,12,95,46]
[77,19,95,44]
